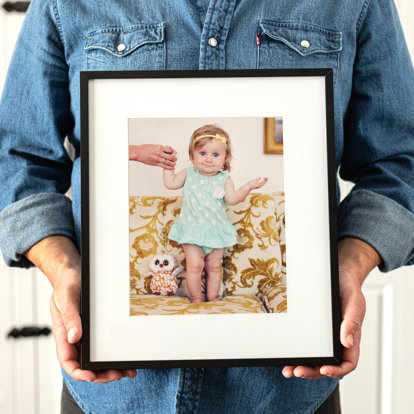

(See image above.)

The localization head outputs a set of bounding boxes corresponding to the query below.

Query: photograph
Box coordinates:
[128,117,287,316]
[80,70,341,369]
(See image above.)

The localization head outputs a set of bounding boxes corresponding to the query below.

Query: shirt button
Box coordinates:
[300,40,310,48]
[208,37,218,47]
[117,43,127,52]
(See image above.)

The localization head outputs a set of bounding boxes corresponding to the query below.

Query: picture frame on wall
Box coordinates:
[264,116,284,154]
[80,69,341,370]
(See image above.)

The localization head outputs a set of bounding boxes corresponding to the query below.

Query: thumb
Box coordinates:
[53,283,83,344]
[62,306,82,344]
[340,289,366,348]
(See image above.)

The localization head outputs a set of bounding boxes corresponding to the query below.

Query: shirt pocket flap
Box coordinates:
[259,20,342,56]
[85,23,165,57]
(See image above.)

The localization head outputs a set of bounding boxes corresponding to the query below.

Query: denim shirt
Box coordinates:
[0,0,414,412]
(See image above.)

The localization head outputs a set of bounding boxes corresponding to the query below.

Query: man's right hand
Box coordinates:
[25,236,137,383]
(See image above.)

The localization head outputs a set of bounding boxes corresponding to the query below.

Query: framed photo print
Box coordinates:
[80,69,341,370]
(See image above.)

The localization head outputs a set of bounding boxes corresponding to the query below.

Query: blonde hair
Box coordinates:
[189,124,232,172]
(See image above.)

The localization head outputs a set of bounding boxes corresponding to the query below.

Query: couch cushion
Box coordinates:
[130,294,266,315]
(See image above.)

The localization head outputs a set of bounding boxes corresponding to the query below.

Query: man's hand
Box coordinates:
[25,236,137,383]
[282,237,381,379]
[129,144,177,170]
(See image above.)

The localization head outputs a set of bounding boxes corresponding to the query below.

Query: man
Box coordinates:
[1,0,413,412]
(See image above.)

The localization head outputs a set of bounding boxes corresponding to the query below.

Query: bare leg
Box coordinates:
[183,244,205,303]
[204,248,225,302]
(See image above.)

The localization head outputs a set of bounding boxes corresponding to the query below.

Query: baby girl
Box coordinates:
[163,124,267,303]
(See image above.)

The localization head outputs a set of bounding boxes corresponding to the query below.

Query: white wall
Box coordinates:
[129,117,284,196]
[397,0,414,59]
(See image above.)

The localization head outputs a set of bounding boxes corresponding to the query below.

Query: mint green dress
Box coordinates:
[168,167,237,255]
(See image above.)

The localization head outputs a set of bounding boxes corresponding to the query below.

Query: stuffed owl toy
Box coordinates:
[146,253,183,296]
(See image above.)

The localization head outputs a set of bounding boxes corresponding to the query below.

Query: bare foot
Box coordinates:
[208,297,222,302]
[191,296,203,303]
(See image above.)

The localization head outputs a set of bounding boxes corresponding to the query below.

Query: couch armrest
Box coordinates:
[258,283,287,313]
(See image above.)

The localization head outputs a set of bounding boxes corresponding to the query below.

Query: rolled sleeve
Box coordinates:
[0,193,76,268]
[0,0,75,268]
[338,189,414,272]
[339,0,414,271]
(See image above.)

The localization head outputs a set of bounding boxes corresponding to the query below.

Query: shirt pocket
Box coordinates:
[257,20,342,83]
[85,23,165,71]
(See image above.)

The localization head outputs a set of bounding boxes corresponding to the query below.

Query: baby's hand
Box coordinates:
[248,177,268,190]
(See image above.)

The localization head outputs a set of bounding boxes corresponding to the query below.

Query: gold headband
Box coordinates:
[193,134,227,148]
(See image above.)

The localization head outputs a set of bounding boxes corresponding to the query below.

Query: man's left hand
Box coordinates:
[282,237,380,379]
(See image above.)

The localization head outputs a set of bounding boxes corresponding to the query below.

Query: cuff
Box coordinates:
[338,189,414,272]
[0,193,76,268]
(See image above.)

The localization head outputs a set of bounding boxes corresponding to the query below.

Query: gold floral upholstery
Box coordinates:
[262,191,287,313]
[130,196,192,298]
[224,194,282,296]
[272,191,286,279]
[129,192,287,315]
[130,294,267,315]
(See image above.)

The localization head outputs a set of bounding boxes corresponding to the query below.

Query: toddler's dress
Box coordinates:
[168,167,237,255]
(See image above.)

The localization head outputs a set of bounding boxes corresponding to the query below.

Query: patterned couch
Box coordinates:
[129,192,286,315]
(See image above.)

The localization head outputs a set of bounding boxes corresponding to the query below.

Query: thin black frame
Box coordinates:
[80,69,341,370]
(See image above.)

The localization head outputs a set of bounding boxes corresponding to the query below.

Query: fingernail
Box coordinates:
[68,328,76,342]
[347,334,354,346]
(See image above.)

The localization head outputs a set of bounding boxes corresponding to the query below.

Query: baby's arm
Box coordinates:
[224,177,268,205]
[163,168,187,190]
